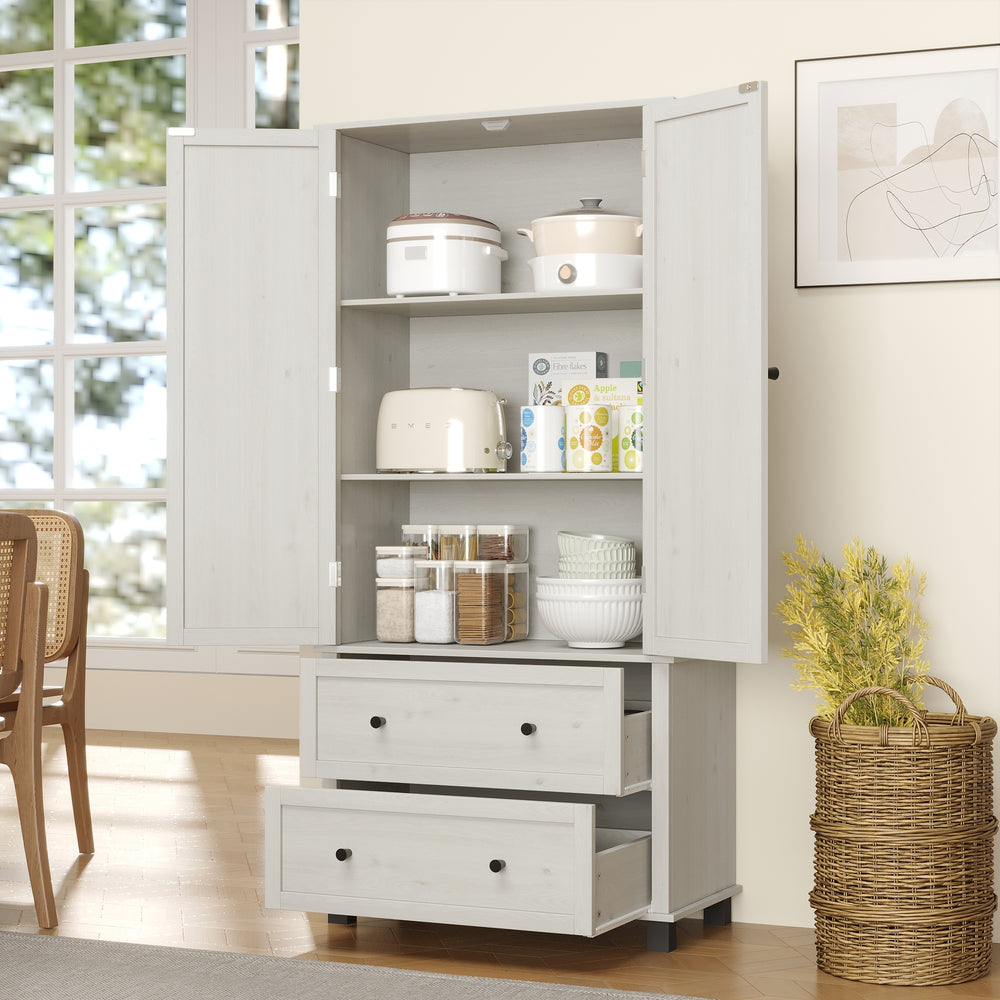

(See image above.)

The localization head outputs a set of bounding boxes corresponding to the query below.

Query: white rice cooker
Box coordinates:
[386,213,508,296]
[517,198,643,292]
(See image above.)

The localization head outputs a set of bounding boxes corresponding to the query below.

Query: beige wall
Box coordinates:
[294,0,1000,932]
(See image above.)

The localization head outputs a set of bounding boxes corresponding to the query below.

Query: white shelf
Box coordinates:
[341,289,642,318]
[342,472,642,482]
[325,639,653,663]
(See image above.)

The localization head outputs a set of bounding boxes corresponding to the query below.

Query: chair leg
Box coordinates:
[10,743,58,929]
[62,714,94,855]
[9,580,58,929]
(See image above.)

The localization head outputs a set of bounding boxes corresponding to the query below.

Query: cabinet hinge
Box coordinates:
[640,149,646,179]
[329,171,340,197]
[329,366,341,392]
[329,561,341,587]
[739,81,759,94]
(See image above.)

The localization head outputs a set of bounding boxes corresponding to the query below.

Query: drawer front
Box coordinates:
[303,658,651,795]
[265,786,650,936]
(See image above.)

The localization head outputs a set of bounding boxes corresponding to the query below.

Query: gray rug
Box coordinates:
[0,930,708,1000]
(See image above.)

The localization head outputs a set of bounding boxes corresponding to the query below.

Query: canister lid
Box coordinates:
[376,545,428,557]
[452,560,507,573]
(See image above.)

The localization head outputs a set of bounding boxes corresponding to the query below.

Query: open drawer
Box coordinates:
[301,658,651,795]
[265,786,651,937]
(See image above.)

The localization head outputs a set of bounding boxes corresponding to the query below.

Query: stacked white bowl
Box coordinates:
[556,531,636,579]
[538,531,643,648]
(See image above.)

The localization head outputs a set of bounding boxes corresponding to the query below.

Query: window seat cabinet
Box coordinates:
[167,82,767,952]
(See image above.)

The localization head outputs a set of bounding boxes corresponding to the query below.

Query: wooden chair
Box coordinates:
[0,510,93,856]
[0,511,57,928]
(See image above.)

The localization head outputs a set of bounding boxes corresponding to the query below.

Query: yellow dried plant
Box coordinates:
[776,536,930,726]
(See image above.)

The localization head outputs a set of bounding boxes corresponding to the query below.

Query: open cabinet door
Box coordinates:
[166,128,337,646]
[642,83,768,664]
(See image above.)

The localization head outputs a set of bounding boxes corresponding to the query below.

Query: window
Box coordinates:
[0,0,299,645]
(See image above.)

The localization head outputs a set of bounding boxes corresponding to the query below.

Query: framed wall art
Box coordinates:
[795,43,999,288]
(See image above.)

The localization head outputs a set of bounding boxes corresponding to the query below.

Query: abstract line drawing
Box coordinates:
[841,101,997,262]
[796,45,1000,287]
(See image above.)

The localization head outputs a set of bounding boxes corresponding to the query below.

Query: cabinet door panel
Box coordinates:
[642,85,767,663]
[166,130,336,645]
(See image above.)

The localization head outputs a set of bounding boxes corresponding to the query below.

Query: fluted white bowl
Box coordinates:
[536,592,643,648]
[558,556,636,579]
[556,531,636,559]
[536,576,643,597]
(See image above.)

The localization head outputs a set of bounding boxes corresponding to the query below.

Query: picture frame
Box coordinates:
[795,43,999,288]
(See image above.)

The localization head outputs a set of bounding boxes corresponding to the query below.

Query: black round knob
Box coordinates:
[520,723,536,736]
[370,716,386,729]
[335,848,352,861]
[489,859,506,873]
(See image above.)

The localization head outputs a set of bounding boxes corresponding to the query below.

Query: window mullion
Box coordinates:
[52,1,73,500]
[56,354,74,495]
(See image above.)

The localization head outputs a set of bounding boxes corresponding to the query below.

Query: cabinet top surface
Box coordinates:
[328,101,647,154]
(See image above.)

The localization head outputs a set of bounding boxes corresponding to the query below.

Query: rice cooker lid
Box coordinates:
[389,212,500,232]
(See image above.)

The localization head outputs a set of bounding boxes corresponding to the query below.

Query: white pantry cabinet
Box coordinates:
[167,82,768,951]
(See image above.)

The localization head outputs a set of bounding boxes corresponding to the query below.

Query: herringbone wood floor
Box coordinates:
[0,730,997,998]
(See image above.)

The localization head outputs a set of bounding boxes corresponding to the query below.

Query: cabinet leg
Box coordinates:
[704,898,732,927]
[327,914,357,925]
[646,921,677,952]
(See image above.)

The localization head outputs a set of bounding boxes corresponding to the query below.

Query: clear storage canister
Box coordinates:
[413,560,456,644]
[453,560,507,645]
[438,524,478,561]
[402,524,439,558]
[375,544,428,578]
[477,524,530,562]
[505,562,530,641]
[376,578,415,642]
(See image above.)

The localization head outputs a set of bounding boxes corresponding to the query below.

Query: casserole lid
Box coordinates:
[537,198,640,223]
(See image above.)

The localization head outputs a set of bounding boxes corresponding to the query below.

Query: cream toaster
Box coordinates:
[376,387,512,473]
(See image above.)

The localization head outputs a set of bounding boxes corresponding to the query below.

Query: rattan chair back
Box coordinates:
[20,511,85,664]
[0,512,37,700]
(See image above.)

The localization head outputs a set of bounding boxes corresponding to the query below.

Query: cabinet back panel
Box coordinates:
[409,310,642,431]
[408,139,643,295]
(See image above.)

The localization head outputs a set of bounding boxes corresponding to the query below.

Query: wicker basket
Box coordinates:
[809,677,998,985]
